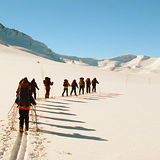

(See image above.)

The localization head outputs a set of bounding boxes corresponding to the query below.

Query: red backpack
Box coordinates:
[44,77,50,87]
[72,80,76,86]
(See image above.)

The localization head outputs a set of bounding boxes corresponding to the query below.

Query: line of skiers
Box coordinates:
[14,76,99,133]
[43,77,99,98]
[62,77,99,97]
[16,77,99,99]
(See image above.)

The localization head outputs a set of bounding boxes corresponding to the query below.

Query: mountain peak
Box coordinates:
[0,23,160,73]
[0,23,5,29]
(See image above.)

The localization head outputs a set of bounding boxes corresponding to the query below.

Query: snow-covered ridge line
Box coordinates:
[0,23,63,63]
[0,23,99,66]
[0,23,160,72]
[98,54,160,72]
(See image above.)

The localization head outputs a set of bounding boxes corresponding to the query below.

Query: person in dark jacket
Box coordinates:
[43,77,53,98]
[86,78,91,93]
[15,78,36,133]
[70,79,78,96]
[79,77,85,94]
[31,78,39,99]
[92,78,99,92]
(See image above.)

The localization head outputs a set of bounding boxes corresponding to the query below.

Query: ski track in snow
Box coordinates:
[9,132,26,160]
[17,133,28,160]
[0,105,46,160]
[1,92,115,159]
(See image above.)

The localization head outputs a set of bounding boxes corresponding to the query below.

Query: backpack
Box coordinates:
[72,80,76,86]
[63,79,68,86]
[86,78,91,85]
[19,81,31,107]
[79,77,84,86]
[44,77,50,87]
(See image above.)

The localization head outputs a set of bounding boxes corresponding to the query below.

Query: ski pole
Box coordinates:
[11,107,18,130]
[38,89,39,99]
[8,102,16,114]
[40,63,46,99]
[98,86,101,93]
[51,85,53,98]
[31,104,39,131]
[30,105,34,122]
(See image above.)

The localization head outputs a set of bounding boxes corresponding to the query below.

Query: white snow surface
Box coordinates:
[0,44,160,160]
[1,23,160,72]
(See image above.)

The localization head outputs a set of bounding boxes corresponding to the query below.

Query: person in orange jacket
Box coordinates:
[62,79,70,96]
[79,77,85,95]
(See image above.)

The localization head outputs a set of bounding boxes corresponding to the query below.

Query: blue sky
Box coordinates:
[0,0,160,59]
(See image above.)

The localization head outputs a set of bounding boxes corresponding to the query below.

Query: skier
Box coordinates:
[16,77,30,96]
[70,79,78,96]
[86,78,91,93]
[79,77,85,94]
[31,78,39,99]
[43,77,53,98]
[15,77,36,134]
[92,78,99,92]
[62,79,70,96]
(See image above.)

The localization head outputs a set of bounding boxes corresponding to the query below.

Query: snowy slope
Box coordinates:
[98,54,160,72]
[0,23,99,66]
[0,23,63,62]
[0,44,160,160]
[1,23,160,72]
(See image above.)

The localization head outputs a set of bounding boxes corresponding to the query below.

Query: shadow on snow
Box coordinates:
[37,115,85,123]
[36,105,69,111]
[37,121,95,131]
[39,129,108,141]
[36,92,120,142]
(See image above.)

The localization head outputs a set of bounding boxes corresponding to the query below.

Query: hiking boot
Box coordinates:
[19,128,23,133]
[24,127,28,135]
[24,127,28,131]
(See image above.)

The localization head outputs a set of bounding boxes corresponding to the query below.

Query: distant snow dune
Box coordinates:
[0,23,160,73]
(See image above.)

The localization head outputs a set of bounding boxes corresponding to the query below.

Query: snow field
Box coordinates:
[0,44,160,159]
